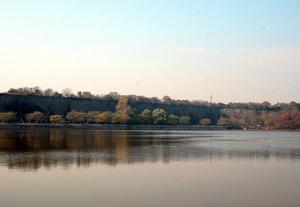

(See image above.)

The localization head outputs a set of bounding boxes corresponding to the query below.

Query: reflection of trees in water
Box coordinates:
[0,128,300,170]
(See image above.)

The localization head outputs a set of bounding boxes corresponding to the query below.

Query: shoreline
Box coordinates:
[0,123,226,130]
[1,123,299,131]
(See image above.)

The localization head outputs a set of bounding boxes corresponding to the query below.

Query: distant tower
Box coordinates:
[210,95,213,104]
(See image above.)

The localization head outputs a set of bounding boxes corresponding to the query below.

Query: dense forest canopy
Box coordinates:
[1,86,300,129]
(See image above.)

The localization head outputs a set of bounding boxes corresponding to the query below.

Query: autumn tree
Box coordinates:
[200,118,211,126]
[0,112,17,122]
[66,111,87,123]
[50,115,65,123]
[26,112,46,123]
[86,111,101,123]
[112,113,128,124]
[217,116,230,126]
[217,116,242,128]
[112,96,131,124]
[95,111,113,124]
[276,107,300,129]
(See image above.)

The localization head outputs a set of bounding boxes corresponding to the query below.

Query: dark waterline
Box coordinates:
[1,128,300,207]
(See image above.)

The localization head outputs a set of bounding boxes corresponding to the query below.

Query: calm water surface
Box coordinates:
[0,128,300,207]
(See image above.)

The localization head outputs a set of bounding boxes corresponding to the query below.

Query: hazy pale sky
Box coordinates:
[1,0,300,103]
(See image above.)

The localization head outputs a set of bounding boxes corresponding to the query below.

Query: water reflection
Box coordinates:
[0,128,300,170]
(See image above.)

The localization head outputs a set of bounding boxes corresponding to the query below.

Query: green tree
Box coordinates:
[66,111,87,123]
[200,118,211,126]
[127,107,139,124]
[152,108,167,124]
[179,116,191,125]
[95,111,113,124]
[0,112,17,122]
[167,114,179,125]
[140,109,153,124]
[50,115,65,123]
[26,112,46,123]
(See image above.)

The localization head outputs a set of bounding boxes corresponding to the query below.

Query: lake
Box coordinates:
[0,128,300,207]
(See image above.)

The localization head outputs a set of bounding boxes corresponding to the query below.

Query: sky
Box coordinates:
[0,0,300,103]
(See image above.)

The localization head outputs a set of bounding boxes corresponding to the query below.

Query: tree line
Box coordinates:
[0,96,195,125]
[2,87,300,129]
[4,103,300,129]
[218,103,300,130]
[5,86,297,111]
